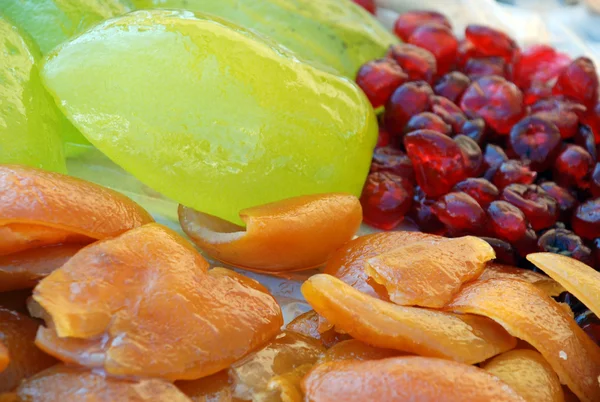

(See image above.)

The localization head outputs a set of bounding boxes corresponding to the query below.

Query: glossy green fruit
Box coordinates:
[0,16,66,173]
[42,10,377,225]
[132,0,398,78]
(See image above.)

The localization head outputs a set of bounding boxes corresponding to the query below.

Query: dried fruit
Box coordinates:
[461,118,487,145]
[453,178,499,208]
[479,237,517,266]
[530,97,586,139]
[463,57,508,80]
[554,145,594,189]
[465,24,518,62]
[483,144,509,173]
[501,184,559,231]
[455,135,484,177]
[387,43,437,83]
[572,198,600,240]
[408,195,447,234]
[430,95,468,134]
[508,116,561,171]
[405,112,451,137]
[370,146,415,183]
[360,172,413,230]
[539,181,578,221]
[434,71,470,103]
[487,200,528,242]
[356,59,407,108]
[384,81,433,137]
[512,44,571,90]
[175,370,233,402]
[537,229,594,266]
[553,57,599,107]
[478,263,565,297]
[321,339,403,362]
[393,11,452,42]
[408,23,458,75]
[432,192,487,234]
[286,310,349,348]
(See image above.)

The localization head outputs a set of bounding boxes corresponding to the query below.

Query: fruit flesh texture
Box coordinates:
[285,310,349,348]
[131,0,398,78]
[176,370,243,402]
[446,278,600,402]
[0,17,65,173]
[302,274,517,364]
[320,339,403,362]
[33,224,283,381]
[366,236,494,307]
[302,356,526,402]
[478,263,565,297]
[42,10,378,226]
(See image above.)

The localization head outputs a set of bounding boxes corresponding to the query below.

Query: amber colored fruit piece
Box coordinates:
[286,310,349,348]
[478,263,565,297]
[446,278,600,402]
[321,339,404,362]
[0,308,56,392]
[260,364,311,402]
[0,244,81,292]
[33,224,283,381]
[528,252,600,320]
[0,165,153,256]
[176,370,241,402]
[302,356,525,402]
[482,349,564,402]
[302,274,516,364]
[0,342,7,373]
[179,193,361,272]
[13,365,192,402]
[367,236,494,307]
[324,231,442,300]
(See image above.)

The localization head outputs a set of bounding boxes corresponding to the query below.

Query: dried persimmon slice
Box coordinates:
[286,310,349,348]
[302,274,516,364]
[179,193,362,272]
[33,223,283,381]
[302,356,525,402]
[446,278,600,402]
[321,339,405,362]
[477,263,565,297]
[482,349,564,402]
[367,236,494,307]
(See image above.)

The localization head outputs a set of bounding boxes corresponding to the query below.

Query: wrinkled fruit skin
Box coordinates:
[572,198,600,240]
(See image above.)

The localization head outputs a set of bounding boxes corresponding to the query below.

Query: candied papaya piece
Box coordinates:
[321,339,404,362]
[367,236,494,307]
[482,349,564,402]
[252,364,312,402]
[179,194,362,272]
[286,311,349,348]
[528,253,600,318]
[176,370,242,402]
[478,263,565,297]
[33,224,283,381]
[446,278,600,402]
[302,274,516,364]
[324,231,442,300]
[302,356,525,402]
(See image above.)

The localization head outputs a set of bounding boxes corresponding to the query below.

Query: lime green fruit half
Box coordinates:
[42,10,377,225]
[132,0,398,78]
[0,16,66,173]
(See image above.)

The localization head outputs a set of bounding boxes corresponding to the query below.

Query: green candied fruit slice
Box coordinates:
[132,0,398,78]
[0,16,66,173]
[41,9,377,225]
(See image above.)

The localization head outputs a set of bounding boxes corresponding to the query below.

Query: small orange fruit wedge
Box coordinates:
[179,193,361,273]
[286,310,349,348]
[482,349,564,402]
[446,278,600,402]
[321,339,405,362]
[477,263,565,297]
[302,274,516,364]
[302,356,525,402]
[528,252,600,319]
[367,236,494,307]
[324,231,443,300]
[0,165,153,256]
[33,223,283,381]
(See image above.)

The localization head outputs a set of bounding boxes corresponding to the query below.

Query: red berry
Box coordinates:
[487,200,528,242]
[356,59,408,108]
[483,144,509,172]
[376,127,390,148]
[453,178,499,208]
[553,57,599,107]
[462,57,508,80]
[460,118,486,145]
[523,82,553,106]
[480,237,517,265]
[405,112,451,137]
[554,144,594,189]
[591,163,600,198]
[514,226,538,257]
[386,44,437,84]
[512,44,571,89]
[352,0,376,14]
[455,135,483,177]
[508,115,561,171]
[574,124,598,162]
[465,24,518,62]
[393,10,451,42]
[461,76,525,135]
[370,146,415,183]
[404,129,468,198]
[430,95,467,134]
[456,39,478,68]
[530,97,586,139]
[360,171,414,230]
[408,197,446,235]
[432,192,486,234]
[572,198,600,240]
[434,71,471,103]
[537,228,594,266]
[539,181,578,220]
[501,184,559,231]
[408,23,458,75]
[582,102,600,145]
[384,81,433,138]
[492,160,536,189]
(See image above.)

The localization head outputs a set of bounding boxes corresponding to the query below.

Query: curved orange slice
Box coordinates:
[482,349,564,402]
[302,274,516,364]
[367,236,494,307]
[302,356,525,402]
[477,263,565,297]
[0,165,153,256]
[446,278,600,402]
[33,223,283,381]
[0,244,81,292]
[286,310,349,348]
[528,253,600,318]
[321,339,405,362]
[179,193,362,273]
[13,365,192,402]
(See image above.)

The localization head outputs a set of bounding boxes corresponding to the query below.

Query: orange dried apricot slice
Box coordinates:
[446,278,600,402]
[179,193,361,272]
[0,308,56,392]
[321,339,404,362]
[286,310,349,348]
[0,165,153,256]
[528,252,600,318]
[13,365,192,402]
[302,274,516,364]
[367,236,494,307]
[33,223,283,381]
[176,370,242,402]
[302,356,525,402]
[477,263,565,297]
[324,231,442,300]
[482,349,564,402]
[0,244,81,292]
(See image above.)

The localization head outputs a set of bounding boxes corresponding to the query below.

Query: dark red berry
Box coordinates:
[387,44,437,83]
[460,76,525,135]
[501,183,559,231]
[355,59,407,108]
[377,127,390,148]
[453,178,499,208]
[483,144,509,172]
[460,118,486,145]
[591,163,600,198]
[512,44,571,89]
[492,160,536,189]
[508,115,561,171]
[479,237,517,265]
[582,102,600,145]
[539,181,578,221]
[393,10,452,42]
[523,82,553,106]
[352,0,376,14]
[554,145,594,189]
[553,57,599,107]
[572,198,600,240]
[408,23,458,75]
[487,200,528,242]
[405,112,451,137]
[434,71,470,103]
[530,97,586,139]
[462,57,508,80]
[537,228,594,266]
[430,95,467,133]
[404,130,468,198]
[384,81,433,138]
[370,146,415,183]
[465,24,518,62]
[574,124,598,162]
[456,39,477,68]
[454,135,483,177]
[432,192,486,234]
[577,310,600,345]
[408,197,446,235]
[360,171,414,230]
[514,226,538,257]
